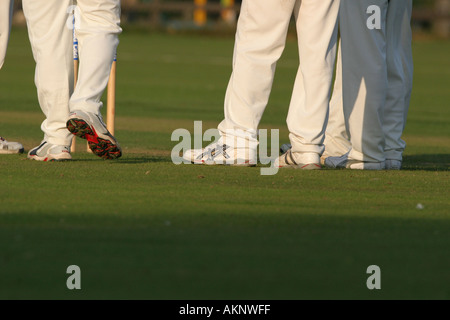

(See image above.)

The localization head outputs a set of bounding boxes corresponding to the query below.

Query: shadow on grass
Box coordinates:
[1,210,449,300]
[68,154,449,170]
[403,154,450,171]
[68,155,171,164]
[112,155,171,164]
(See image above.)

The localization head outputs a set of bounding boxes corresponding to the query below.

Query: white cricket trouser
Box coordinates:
[324,0,413,162]
[22,0,121,146]
[384,0,413,161]
[0,0,14,69]
[218,0,340,155]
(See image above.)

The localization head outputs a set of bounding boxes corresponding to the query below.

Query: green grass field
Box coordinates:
[0,28,449,300]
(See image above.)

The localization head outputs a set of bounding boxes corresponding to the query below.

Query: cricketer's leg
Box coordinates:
[67,0,122,159]
[0,0,14,69]
[22,0,73,147]
[322,42,352,159]
[69,0,121,115]
[286,0,340,158]
[323,0,413,169]
[384,0,413,164]
[339,0,389,163]
[217,0,296,144]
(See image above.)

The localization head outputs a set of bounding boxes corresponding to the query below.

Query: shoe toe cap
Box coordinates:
[9,142,24,151]
[182,149,198,162]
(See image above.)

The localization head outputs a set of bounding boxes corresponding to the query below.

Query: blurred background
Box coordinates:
[9,0,450,38]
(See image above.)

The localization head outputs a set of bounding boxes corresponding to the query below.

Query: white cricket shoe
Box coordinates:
[0,137,24,154]
[67,110,122,160]
[275,150,321,170]
[27,141,71,161]
[385,159,402,170]
[324,153,385,170]
[182,136,257,166]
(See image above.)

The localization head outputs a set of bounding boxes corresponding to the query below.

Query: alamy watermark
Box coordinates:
[66,265,81,290]
[367,5,382,30]
[366,265,381,290]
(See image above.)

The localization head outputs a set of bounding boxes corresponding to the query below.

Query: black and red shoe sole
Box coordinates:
[67,118,122,160]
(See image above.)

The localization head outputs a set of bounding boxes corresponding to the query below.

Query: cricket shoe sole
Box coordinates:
[67,110,122,160]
